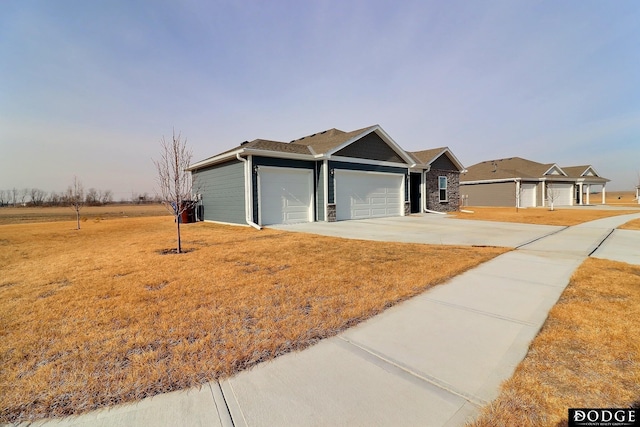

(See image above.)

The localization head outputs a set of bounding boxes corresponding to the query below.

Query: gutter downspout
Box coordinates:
[236,153,262,230]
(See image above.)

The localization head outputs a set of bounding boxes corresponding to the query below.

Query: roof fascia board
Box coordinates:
[188,148,317,171]
[242,149,315,162]
[329,155,412,168]
[326,125,417,166]
[187,149,244,171]
[460,178,521,185]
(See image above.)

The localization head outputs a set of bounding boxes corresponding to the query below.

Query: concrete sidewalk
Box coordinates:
[26,213,640,427]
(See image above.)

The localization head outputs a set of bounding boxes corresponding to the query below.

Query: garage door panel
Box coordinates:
[521,183,537,207]
[336,171,403,220]
[259,167,313,225]
[548,183,573,206]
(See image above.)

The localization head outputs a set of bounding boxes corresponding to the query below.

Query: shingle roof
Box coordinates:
[409,147,448,165]
[561,165,591,178]
[289,125,377,154]
[241,139,312,154]
[462,157,556,181]
[562,165,609,182]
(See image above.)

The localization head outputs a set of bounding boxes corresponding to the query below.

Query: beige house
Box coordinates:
[460,157,609,208]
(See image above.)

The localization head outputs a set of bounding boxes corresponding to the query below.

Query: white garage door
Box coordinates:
[520,183,537,207]
[259,166,313,225]
[335,170,403,221]
[548,183,573,206]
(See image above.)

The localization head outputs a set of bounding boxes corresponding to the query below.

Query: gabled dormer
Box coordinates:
[543,164,567,177]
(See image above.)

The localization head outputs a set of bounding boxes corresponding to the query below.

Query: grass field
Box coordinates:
[468,258,640,427]
[620,218,640,230]
[603,190,639,206]
[0,204,169,225]
[0,215,506,423]
[453,206,639,226]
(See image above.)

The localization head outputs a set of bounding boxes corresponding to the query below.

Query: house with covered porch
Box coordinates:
[459,157,609,208]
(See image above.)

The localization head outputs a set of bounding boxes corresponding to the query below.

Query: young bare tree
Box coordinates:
[67,176,85,229]
[153,130,194,254]
[546,182,560,211]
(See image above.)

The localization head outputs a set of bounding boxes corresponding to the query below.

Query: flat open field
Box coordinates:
[0,204,169,225]
[453,207,640,226]
[602,190,639,206]
[0,216,506,423]
[469,257,640,427]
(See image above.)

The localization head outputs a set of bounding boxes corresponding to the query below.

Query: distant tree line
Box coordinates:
[0,188,160,207]
[0,187,112,207]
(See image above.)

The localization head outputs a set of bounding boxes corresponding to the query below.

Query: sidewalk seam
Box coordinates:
[220,380,249,427]
[338,336,487,408]
[210,381,235,427]
[420,297,536,327]
[587,228,615,256]
[515,226,568,249]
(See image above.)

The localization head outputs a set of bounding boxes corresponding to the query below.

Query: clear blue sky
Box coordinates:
[1,0,639,198]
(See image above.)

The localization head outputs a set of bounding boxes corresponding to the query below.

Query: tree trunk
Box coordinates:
[176,214,181,254]
[76,209,81,230]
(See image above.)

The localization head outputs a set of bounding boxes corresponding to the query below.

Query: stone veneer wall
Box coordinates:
[404,202,411,216]
[327,204,336,222]
[426,169,460,212]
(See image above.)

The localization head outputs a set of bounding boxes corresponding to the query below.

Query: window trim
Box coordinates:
[438,175,448,202]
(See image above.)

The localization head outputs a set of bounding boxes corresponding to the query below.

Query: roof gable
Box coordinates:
[543,164,567,176]
[289,128,361,154]
[292,125,415,164]
[410,147,464,171]
[333,131,404,163]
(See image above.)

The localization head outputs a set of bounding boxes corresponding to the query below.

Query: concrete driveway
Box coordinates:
[270,213,564,248]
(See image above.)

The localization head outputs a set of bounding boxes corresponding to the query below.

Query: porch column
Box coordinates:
[541,181,546,207]
[422,172,427,212]
[602,184,607,205]
[585,184,590,205]
[576,182,582,205]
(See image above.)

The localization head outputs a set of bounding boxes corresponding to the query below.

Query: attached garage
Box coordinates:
[258,166,314,225]
[548,183,573,206]
[520,183,537,208]
[335,170,403,220]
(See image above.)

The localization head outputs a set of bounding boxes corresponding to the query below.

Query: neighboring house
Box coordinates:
[460,157,609,208]
[187,125,464,227]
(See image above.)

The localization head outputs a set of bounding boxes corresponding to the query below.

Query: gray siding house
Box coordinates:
[460,157,609,208]
[187,125,465,227]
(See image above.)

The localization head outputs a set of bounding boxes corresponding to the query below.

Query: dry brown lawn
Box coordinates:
[0,204,168,225]
[468,258,640,427]
[0,216,506,423]
[619,218,640,230]
[453,207,639,226]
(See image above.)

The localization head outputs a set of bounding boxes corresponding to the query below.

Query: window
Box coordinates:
[438,176,448,202]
